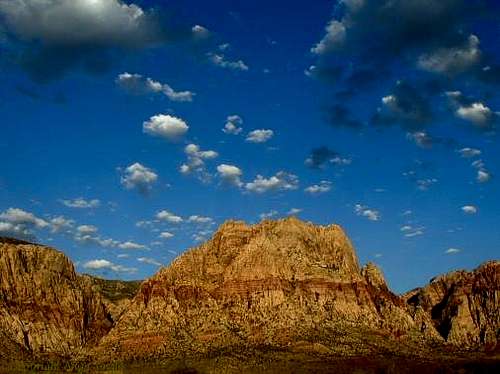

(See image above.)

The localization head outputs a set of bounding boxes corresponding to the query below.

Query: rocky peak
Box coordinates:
[405,260,499,349]
[362,262,388,291]
[0,237,114,357]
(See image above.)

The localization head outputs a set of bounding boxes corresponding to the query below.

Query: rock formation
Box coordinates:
[405,260,499,350]
[98,218,422,360]
[0,237,114,358]
[0,218,498,367]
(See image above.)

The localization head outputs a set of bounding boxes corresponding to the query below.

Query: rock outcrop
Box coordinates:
[99,218,420,359]
[405,261,500,350]
[0,237,114,358]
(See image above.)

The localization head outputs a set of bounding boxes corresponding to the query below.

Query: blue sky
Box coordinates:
[0,0,499,292]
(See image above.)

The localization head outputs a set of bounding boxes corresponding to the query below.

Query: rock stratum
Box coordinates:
[0,218,499,369]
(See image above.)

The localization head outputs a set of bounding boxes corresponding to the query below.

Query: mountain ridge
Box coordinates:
[0,219,498,369]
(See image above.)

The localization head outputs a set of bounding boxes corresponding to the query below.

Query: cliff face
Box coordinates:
[99,218,419,359]
[405,261,500,350]
[0,237,114,357]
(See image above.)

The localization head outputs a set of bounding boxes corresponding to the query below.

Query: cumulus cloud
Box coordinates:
[246,129,274,143]
[143,114,189,142]
[445,248,461,255]
[77,225,98,235]
[245,171,299,194]
[311,20,346,55]
[471,159,492,183]
[191,25,210,39]
[304,181,332,195]
[120,162,158,193]
[461,205,478,214]
[0,0,168,81]
[207,52,248,71]
[179,143,218,183]
[406,132,433,149]
[187,215,214,224]
[159,231,174,239]
[223,115,243,135]
[0,208,48,240]
[49,216,75,233]
[446,91,497,130]
[374,81,432,130]
[116,72,195,102]
[60,198,100,209]
[156,210,183,224]
[355,204,380,221]
[83,259,137,274]
[416,178,438,191]
[217,164,243,187]
[118,241,147,250]
[418,35,481,75]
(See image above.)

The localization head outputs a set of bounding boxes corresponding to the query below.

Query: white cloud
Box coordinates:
[445,248,461,254]
[418,35,481,75]
[116,72,195,102]
[191,24,210,39]
[223,115,243,135]
[83,259,137,274]
[416,178,438,191]
[179,143,218,183]
[311,20,346,55]
[287,208,303,215]
[304,180,332,195]
[472,159,492,183]
[159,231,174,239]
[77,225,98,235]
[259,210,279,220]
[207,53,249,71]
[118,241,147,250]
[0,208,48,228]
[61,198,100,209]
[120,162,158,193]
[49,216,75,233]
[217,164,243,187]
[456,102,494,126]
[355,204,380,221]
[143,114,189,142]
[0,0,160,47]
[245,171,299,194]
[156,210,183,224]
[461,205,478,214]
[187,215,214,224]
[246,129,274,143]
[407,132,432,148]
[400,225,425,238]
[137,257,162,266]
[458,147,481,158]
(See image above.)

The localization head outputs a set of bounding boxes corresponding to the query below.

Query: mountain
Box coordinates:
[405,261,499,349]
[0,218,499,370]
[0,237,137,363]
[96,218,436,361]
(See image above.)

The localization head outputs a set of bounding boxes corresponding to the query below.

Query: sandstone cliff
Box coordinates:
[405,260,499,350]
[99,218,422,360]
[0,237,114,358]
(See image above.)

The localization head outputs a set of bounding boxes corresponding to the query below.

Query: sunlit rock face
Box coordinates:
[99,217,420,359]
[405,260,500,349]
[0,237,113,356]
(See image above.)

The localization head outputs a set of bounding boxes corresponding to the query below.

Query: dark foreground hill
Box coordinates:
[0,218,498,372]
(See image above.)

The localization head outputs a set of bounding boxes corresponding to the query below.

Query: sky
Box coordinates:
[0,0,499,293]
